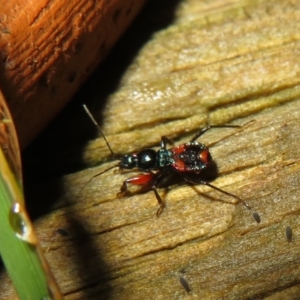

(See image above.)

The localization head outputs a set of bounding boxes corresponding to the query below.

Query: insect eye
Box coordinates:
[120,154,136,169]
[199,149,211,165]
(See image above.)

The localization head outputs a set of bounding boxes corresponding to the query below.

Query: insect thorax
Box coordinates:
[157,149,174,168]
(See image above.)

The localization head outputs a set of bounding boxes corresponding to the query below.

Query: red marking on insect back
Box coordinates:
[172,144,186,155]
[171,144,188,171]
[173,158,186,171]
[199,149,210,165]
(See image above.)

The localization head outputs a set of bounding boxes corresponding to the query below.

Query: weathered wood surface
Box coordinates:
[2,0,300,299]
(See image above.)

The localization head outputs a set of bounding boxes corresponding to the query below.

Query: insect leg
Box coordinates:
[150,171,172,217]
[190,125,241,142]
[153,187,165,217]
[160,136,174,149]
[183,176,251,210]
[118,173,155,197]
[78,164,119,195]
[117,171,168,216]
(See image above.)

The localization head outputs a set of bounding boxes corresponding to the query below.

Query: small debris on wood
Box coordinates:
[179,276,191,293]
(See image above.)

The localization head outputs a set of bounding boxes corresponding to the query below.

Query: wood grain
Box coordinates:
[2,0,300,299]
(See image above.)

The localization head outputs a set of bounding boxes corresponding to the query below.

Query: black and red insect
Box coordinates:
[83,105,251,216]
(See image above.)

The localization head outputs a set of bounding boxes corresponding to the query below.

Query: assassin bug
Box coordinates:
[82,104,251,217]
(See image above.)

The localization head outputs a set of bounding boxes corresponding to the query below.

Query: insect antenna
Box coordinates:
[78,104,121,195]
[83,104,117,158]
